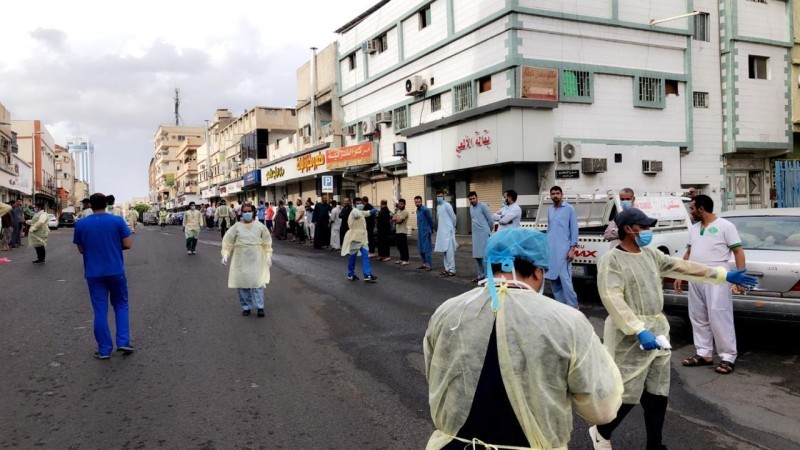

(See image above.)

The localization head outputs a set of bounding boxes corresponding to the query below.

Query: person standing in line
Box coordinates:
[392,199,410,265]
[338,197,352,248]
[415,196,434,271]
[492,189,522,231]
[205,203,216,230]
[215,200,234,238]
[362,196,377,257]
[257,201,267,226]
[273,200,288,240]
[675,195,744,375]
[265,201,275,233]
[27,203,49,264]
[0,201,12,252]
[434,191,457,277]
[287,200,297,241]
[468,191,493,283]
[376,199,393,261]
[424,228,623,449]
[10,200,24,248]
[294,199,307,243]
[313,196,331,250]
[687,186,697,200]
[159,208,168,229]
[604,188,636,248]
[73,193,134,360]
[305,199,315,246]
[234,202,242,222]
[546,186,579,308]
[341,197,378,282]
[221,203,273,318]
[183,201,204,255]
[329,200,342,251]
[592,208,756,449]
[126,208,139,234]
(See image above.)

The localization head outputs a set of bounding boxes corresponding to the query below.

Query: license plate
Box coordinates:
[572,265,588,278]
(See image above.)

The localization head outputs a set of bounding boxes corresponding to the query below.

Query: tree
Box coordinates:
[133,204,150,220]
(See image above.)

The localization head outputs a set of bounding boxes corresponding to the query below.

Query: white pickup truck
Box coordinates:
[521,191,692,282]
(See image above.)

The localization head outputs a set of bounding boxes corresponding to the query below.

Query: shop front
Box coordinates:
[243,169,262,204]
[200,186,219,204]
[219,179,243,205]
[326,142,400,206]
[0,156,31,204]
[261,148,331,204]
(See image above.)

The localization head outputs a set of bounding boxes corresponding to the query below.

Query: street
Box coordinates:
[1,226,799,449]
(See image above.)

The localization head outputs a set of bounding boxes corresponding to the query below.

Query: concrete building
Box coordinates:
[151,125,205,210]
[55,144,77,212]
[0,103,31,204]
[67,138,95,193]
[173,134,204,209]
[12,120,57,211]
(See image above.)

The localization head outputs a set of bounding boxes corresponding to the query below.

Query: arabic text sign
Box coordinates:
[634,197,688,221]
[326,143,375,169]
[456,130,492,158]
[297,152,326,173]
[521,66,558,101]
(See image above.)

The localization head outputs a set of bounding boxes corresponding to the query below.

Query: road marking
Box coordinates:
[199,240,221,247]
[161,232,172,236]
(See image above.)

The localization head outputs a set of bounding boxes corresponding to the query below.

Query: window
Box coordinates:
[749,55,769,79]
[347,53,357,71]
[665,79,679,96]
[393,106,409,132]
[377,33,388,53]
[430,94,442,112]
[635,76,664,108]
[419,5,432,29]
[478,75,492,93]
[453,81,474,113]
[561,70,592,102]
[693,12,710,41]
[693,92,709,108]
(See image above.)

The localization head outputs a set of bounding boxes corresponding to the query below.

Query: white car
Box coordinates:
[48,214,58,230]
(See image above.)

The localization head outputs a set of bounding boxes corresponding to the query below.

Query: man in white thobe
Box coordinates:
[434,191,457,276]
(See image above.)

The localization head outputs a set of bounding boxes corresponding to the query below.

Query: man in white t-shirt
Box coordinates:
[674,194,745,375]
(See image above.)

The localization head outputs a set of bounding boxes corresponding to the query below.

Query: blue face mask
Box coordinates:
[620,200,633,210]
[436,197,444,204]
[356,204,364,211]
[502,198,508,206]
[635,229,653,247]
[242,212,253,222]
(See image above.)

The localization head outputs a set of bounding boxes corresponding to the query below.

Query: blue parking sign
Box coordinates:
[322,175,334,193]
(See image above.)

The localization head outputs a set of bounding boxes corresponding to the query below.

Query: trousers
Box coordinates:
[688,282,737,362]
[474,258,486,279]
[348,247,372,276]
[35,246,46,262]
[237,287,264,310]
[396,233,409,262]
[548,263,578,308]
[597,391,668,450]
[186,237,198,252]
[441,247,456,273]
[87,274,131,356]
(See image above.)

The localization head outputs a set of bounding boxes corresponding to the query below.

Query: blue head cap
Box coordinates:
[484,228,549,311]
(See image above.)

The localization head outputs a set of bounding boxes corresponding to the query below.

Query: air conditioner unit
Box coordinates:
[642,160,663,174]
[405,76,428,96]
[363,40,378,54]
[393,142,407,158]
[362,120,377,136]
[376,111,393,124]
[555,141,581,162]
[345,125,357,136]
[581,157,607,174]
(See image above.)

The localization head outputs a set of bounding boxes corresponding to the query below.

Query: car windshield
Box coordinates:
[727,215,800,251]
[61,214,74,219]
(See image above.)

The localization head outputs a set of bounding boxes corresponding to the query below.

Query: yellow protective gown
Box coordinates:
[27,211,49,248]
[183,209,203,239]
[424,286,623,449]
[0,203,11,218]
[597,246,728,403]
[340,209,371,256]
[221,221,273,289]
[126,210,139,230]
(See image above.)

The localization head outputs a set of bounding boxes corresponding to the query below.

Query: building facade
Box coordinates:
[151,125,205,210]
[55,144,77,212]
[67,137,95,194]
[12,120,57,211]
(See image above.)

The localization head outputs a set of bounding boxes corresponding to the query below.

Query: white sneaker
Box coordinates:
[589,426,612,449]
[187,251,192,255]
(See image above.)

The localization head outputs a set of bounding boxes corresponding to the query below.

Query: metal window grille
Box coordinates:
[638,77,662,103]
[693,13,709,41]
[430,94,442,112]
[453,81,473,113]
[693,92,709,108]
[562,70,591,97]
[393,106,408,132]
[746,0,766,3]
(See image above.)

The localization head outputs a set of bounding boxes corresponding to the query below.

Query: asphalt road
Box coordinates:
[0,225,798,449]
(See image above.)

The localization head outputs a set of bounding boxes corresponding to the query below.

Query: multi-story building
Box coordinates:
[152,125,204,210]
[173,134,204,209]
[0,103,30,204]
[12,120,57,211]
[54,144,76,212]
[67,138,95,194]
[199,109,234,204]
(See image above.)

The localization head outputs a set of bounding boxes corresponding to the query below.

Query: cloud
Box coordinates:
[30,28,68,53]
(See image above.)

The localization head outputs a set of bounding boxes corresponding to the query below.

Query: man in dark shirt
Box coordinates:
[362,196,376,257]
[338,197,353,248]
[312,195,331,249]
[73,193,134,360]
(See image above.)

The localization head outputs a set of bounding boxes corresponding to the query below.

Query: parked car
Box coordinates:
[663,208,800,322]
[145,214,159,226]
[48,214,59,230]
[58,212,76,227]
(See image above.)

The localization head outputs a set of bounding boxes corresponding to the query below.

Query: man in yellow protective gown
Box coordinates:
[424,228,624,449]
[221,203,272,318]
[592,208,756,450]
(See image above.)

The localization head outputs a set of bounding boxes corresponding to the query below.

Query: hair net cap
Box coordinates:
[485,228,549,311]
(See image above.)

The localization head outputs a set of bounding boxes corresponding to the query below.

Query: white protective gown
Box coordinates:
[28,211,50,248]
[183,209,204,239]
[340,209,371,256]
[221,221,273,288]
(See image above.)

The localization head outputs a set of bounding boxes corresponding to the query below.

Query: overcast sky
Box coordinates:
[0,0,377,203]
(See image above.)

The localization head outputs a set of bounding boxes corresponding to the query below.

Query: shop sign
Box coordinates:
[201,186,219,198]
[521,66,558,102]
[264,166,286,182]
[456,130,492,158]
[220,180,243,195]
[243,170,261,186]
[326,142,375,169]
[297,152,326,173]
[555,169,580,179]
[321,175,334,193]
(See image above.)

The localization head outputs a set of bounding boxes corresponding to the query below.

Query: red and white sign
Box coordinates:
[326,142,375,169]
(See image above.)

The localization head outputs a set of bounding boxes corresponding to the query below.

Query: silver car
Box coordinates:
[663,208,800,322]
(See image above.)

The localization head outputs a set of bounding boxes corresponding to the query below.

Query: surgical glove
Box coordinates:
[267,257,273,268]
[637,329,661,351]
[370,209,378,215]
[726,269,758,288]
[221,256,228,265]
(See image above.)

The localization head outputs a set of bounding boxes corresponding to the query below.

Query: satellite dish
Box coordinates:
[562,143,576,159]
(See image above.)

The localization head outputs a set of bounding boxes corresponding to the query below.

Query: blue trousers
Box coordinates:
[87,274,131,356]
[475,258,486,279]
[237,287,264,310]
[420,252,432,267]
[441,248,456,273]
[348,247,372,277]
[548,263,578,308]
[185,237,198,252]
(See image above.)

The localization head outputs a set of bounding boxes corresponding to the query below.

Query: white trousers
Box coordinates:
[687,282,738,363]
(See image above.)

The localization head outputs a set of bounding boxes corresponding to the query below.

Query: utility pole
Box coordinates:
[310,47,318,147]
[173,89,181,126]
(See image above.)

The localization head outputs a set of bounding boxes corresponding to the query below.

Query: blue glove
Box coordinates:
[726,269,758,288]
[370,208,378,215]
[637,329,661,351]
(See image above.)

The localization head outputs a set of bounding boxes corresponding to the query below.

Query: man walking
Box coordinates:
[546,186,579,308]
[126,208,139,234]
[27,203,50,264]
[392,199,410,265]
[675,195,744,375]
[434,191,457,277]
[78,198,92,220]
[106,195,124,218]
[183,201,203,255]
[492,189,522,231]
[468,191,493,283]
[205,203,215,229]
[73,193,134,360]
[159,208,168,229]
[215,200,234,238]
[593,208,756,449]
[341,198,378,282]
[415,196,434,271]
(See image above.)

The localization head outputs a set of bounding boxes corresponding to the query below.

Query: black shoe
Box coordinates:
[347,275,359,281]
[93,352,110,360]
[242,309,251,316]
[32,260,45,264]
[364,275,377,282]
[257,308,265,317]
[116,346,135,355]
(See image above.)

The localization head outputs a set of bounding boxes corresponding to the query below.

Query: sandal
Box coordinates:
[440,271,450,276]
[424,266,433,272]
[715,361,735,374]
[399,261,410,266]
[682,355,713,367]
[443,271,456,277]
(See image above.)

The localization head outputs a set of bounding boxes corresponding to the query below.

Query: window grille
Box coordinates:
[638,77,662,104]
[430,94,441,112]
[693,92,709,108]
[393,106,408,132]
[562,70,591,98]
[453,81,473,113]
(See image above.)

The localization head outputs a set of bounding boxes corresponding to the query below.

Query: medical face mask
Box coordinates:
[242,212,253,222]
[635,229,654,247]
[502,198,508,206]
[620,200,633,210]
[356,204,364,211]
[190,206,196,210]
[436,197,444,204]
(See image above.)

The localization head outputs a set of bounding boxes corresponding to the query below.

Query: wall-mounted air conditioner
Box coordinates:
[405,76,427,96]
[555,141,581,162]
[362,120,377,136]
[642,160,663,174]
[376,111,393,124]
[581,157,607,174]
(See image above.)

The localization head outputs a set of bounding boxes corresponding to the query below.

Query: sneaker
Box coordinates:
[93,352,110,360]
[589,426,612,450]
[242,309,251,316]
[257,308,265,318]
[116,346,135,355]
[347,275,359,281]
[187,251,192,255]
[32,260,45,265]
[192,251,197,255]
[364,274,378,282]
